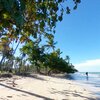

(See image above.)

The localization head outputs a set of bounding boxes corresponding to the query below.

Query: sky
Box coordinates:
[55,0,100,72]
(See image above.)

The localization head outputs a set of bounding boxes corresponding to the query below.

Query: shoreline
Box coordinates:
[0,74,99,100]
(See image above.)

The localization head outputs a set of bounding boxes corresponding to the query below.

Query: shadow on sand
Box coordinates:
[50,88,100,100]
[0,83,52,100]
[17,74,47,81]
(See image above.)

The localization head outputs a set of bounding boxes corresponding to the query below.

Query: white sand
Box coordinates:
[0,74,99,100]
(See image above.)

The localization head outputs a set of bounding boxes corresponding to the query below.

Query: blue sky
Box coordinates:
[55,0,100,72]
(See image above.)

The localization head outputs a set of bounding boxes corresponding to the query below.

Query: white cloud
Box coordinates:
[74,59,100,72]
[75,59,100,67]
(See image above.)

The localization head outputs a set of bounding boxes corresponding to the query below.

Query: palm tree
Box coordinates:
[44,37,57,52]
[14,57,22,73]
[65,55,70,64]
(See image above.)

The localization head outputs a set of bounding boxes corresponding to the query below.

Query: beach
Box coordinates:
[0,74,99,100]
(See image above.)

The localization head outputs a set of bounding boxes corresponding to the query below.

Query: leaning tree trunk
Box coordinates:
[48,69,52,76]
[0,55,5,71]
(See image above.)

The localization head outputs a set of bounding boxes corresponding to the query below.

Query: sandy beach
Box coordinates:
[0,74,99,100]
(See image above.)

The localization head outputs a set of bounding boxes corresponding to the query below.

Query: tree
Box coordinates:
[0,0,81,44]
[20,40,45,73]
[45,35,57,51]
[14,57,21,73]
[42,50,77,75]
[0,37,11,70]
[65,55,70,64]
[20,40,78,75]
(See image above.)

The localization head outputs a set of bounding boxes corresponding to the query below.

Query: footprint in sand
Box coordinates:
[7,96,12,98]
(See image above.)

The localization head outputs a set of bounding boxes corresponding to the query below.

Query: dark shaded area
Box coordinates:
[50,74,75,80]
[16,74,46,81]
[0,73,13,78]
[0,73,47,82]
[65,74,75,80]
[0,83,53,100]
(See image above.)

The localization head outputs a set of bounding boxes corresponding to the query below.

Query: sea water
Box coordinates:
[67,72,100,98]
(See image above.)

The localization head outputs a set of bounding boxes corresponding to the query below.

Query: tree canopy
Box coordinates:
[0,0,81,42]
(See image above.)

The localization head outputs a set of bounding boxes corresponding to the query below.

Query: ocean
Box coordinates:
[66,72,100,98]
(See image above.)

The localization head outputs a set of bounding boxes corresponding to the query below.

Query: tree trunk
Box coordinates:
[36,66,40,73]
[0,55,5,70]
[48,69,52,76]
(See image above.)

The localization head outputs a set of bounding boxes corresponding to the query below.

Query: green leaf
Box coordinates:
[40,21,45,29]
[58,16,63,21]
[58,0,63,3]
[66,7,70,14]
[73,5,77,10]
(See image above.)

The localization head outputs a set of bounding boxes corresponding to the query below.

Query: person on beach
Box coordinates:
[86,72,88,80]
[86,72,88,76]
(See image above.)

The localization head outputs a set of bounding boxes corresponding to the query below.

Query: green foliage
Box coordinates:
[42,51,77,74]
[20,42,78,74]
[0,0,81,43]
[0,0,25,27]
